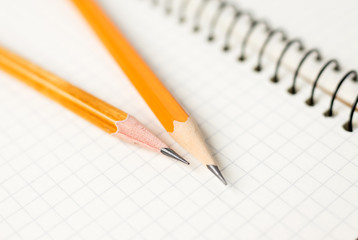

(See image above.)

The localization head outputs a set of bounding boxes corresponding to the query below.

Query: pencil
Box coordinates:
[0,45,189,165]
[71,0,227,185]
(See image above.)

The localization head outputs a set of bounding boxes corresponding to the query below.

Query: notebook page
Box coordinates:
[0,0,357,240]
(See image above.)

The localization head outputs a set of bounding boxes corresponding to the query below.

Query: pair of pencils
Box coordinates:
[0,45,188,165]
[71,0,227,185]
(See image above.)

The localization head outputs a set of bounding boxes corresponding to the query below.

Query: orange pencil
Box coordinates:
[71,0,227,184]
[0,45,189,164]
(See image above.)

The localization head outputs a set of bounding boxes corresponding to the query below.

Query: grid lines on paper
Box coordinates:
[0,0,358,240]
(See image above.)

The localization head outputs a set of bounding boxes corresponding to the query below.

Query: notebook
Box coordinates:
[0,0,357,239]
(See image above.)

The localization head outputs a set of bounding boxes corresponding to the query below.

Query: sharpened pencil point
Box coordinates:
[161,148,190,165]
[207,165,227,185]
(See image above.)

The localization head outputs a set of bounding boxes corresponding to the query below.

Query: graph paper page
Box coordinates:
[0,0,358,240]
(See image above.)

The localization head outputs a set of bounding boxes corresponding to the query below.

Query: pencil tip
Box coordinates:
[160,148,190,165]
[207,165,227,185]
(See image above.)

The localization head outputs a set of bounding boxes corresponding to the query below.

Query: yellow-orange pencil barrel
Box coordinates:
[71,0,227,184]
[0,45,188,164]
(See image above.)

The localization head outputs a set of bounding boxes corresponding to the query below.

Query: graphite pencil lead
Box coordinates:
[160,148,190,165]
[207,165,227,185]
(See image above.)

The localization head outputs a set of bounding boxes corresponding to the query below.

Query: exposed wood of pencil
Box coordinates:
[71,0,188,133]
[0,45,127,134]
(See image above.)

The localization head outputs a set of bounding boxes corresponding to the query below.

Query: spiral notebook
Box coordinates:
[0,0,358,239]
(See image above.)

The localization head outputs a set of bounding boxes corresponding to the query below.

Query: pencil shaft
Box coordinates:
[71,0,188,132]
[0,45,127,134]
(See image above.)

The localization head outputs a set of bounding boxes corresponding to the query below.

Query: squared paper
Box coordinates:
[0,0,358,239]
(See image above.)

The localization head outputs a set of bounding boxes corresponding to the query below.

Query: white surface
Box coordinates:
[0,0,358,239]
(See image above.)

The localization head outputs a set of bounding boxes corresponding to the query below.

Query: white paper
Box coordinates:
[0,0,357,239]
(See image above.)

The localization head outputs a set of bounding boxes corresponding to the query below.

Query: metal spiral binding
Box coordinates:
[144,0,358,131]
[323,71,357,117]
[271,39,305,83]
[193,0,210,32]
[238,20,270,62]
[343,94,358,132]
[207,2,227,41]
[288,49,322,95]
[255,29,287,72]
[223,10,253,52]
[306,59,340,107]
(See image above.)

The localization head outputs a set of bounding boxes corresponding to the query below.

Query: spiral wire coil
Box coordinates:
[144,0,358,132]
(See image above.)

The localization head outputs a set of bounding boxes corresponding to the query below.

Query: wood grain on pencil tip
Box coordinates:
[0,45,189,164]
